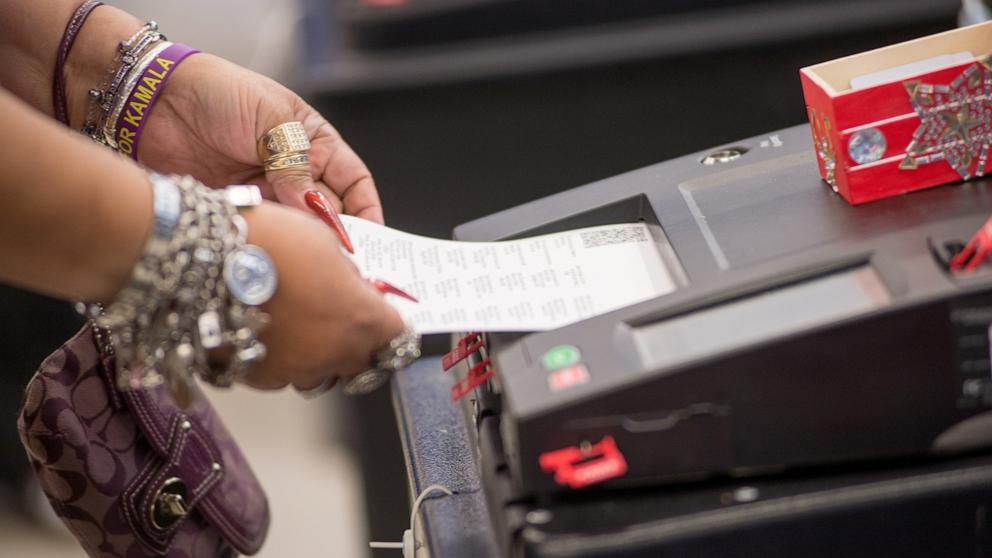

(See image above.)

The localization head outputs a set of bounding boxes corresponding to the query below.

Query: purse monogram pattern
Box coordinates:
[17,323,269,557]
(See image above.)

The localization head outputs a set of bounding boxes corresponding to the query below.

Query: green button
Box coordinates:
[542,344,581,370]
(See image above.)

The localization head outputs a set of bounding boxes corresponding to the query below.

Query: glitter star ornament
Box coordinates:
[900,56,992,179]
[800,21,992,205]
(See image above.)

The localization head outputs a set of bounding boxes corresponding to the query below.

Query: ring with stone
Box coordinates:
[343,368,392,395]
[257,121,311,171]
[344,323,422,396]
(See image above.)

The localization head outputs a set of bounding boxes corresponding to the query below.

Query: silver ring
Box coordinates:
[343,322,421,396]
[294,377,335,399]
[343,368,391,395]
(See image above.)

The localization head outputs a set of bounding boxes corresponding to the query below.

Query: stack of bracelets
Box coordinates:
[79,20,199,159]
[56,4,421,401]
[82,176,276,406]
[55,7,273,401]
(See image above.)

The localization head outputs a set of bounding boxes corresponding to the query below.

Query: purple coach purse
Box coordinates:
[17,323,270,557]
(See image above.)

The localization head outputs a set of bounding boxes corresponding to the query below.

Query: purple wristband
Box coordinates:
[54,0,104,125]
[114,43,199,160]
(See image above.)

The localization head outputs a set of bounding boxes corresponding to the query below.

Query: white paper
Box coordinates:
[850,51,974,90]
[340,216,676,334]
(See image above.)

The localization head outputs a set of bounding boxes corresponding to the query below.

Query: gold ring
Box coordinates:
[264,153,310,172]
[257,121,310,167]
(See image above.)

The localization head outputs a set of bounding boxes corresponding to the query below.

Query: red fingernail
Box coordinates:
[370,278,418,303]
[304,190,355,254]
[950,248,972,271]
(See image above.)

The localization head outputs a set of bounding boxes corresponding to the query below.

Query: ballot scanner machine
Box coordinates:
[443,124,992,555]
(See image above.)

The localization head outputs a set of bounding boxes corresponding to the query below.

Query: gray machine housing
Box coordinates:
[453,125,992,498]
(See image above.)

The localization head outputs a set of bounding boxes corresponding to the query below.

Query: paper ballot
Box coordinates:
[340,216,676,334]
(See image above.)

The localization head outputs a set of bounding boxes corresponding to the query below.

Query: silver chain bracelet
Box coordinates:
[91,173,274,406]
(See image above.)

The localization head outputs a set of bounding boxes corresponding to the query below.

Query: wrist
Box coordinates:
[63,5,142,129]
[89,166,155,303]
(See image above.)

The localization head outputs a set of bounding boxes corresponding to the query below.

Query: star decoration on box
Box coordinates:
[901,56,992,180]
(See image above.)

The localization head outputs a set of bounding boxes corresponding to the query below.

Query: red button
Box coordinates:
[539,436,628,489]
[548,364,590,392]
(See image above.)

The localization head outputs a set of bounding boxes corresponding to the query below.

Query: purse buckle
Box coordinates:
[151,477,189,530]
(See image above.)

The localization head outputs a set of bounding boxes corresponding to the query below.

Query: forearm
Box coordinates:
[0,88,151,302]
[0,0,142,127]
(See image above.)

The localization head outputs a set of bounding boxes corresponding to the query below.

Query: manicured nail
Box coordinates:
[304,190,355,254]
[369,278,418,303]
[949,246,973,271]
[950,219,992,272]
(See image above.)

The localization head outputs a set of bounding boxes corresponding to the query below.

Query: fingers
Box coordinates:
[245,257,399,392]
[376,291,406,340]
[258,119,321,212]
[264,125,384,223]
[334,169,385,224]
[292,284,404,393]
[265,164,317,213]
[313,180,343,211]
[308,120,385,224]
[265,164,359,253]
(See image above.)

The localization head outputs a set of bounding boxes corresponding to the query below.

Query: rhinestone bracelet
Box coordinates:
[81,21,163,143]
[92,174,275,405]
[101,41,171,149]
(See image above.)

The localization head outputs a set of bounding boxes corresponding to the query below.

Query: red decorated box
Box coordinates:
[800,22,992,205]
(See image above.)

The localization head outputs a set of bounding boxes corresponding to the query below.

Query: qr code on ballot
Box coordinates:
[580,226,648,248]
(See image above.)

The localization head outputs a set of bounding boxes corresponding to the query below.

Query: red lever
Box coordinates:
[442,332,483,371]
[539,436,628,489]
[450,357,493,401]
[950,216,992,272]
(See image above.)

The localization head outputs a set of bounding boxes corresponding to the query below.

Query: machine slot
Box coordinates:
[630,265,892,372]
[498,193,688,291]
[502,194,657,239]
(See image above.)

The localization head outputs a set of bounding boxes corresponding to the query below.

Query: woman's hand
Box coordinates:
[1,3,378,222]
[240,201,404,390]
[136,53,385,224]
[132,56,401,389]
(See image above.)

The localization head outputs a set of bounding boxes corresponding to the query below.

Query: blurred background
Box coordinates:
[0,0,981,556]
